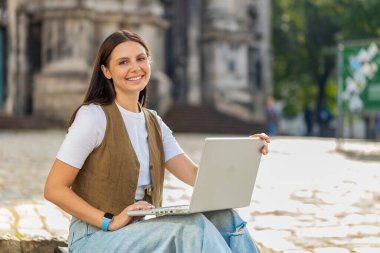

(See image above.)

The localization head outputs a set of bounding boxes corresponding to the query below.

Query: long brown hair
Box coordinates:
[68,30,151,127]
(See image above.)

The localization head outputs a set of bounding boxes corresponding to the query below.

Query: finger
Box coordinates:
[134,201,155,210]
[135,204,153,210]
[133,205,142,210]
[260,143,269,155]
[140,201,154,208]
[261,133,271,143]
[141,201,154,207]
[134,201,146,207]
[144,204,155,209]
[251,133,271,143]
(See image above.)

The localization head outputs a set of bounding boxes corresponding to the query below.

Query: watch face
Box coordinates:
[104,212,114,220]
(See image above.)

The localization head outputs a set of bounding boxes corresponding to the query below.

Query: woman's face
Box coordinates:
[102,41,151,97]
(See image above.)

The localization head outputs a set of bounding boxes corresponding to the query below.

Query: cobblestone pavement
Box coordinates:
[1,130,380,253]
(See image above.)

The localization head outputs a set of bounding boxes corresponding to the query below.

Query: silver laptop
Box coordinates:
[127,137,264,216]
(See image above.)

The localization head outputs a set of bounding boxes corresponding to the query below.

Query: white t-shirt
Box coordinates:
[56,103,184,200]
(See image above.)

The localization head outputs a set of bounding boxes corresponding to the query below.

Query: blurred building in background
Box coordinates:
[0,0,272,132]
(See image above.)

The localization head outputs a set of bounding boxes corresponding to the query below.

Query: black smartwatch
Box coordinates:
[101,212,114,231]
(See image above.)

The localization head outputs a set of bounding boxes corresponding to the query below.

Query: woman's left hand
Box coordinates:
[250,133,270,155]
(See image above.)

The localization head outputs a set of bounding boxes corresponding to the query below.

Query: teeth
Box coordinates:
[127,76,142,81]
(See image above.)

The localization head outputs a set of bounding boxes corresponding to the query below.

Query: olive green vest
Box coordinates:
[71,102,165,215]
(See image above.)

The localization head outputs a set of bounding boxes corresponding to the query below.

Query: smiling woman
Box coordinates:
[67,31,152,125]
[101,41,151,111]
[44,30,268,253]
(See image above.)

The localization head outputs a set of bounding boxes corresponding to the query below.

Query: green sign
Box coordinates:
[338,40,380,112]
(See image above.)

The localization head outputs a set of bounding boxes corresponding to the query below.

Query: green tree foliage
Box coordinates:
[273,0,380,118]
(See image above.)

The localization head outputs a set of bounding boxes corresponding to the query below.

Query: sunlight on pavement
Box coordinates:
[1,132,380,252]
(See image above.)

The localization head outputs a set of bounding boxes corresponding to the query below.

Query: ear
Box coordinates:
[101,65,112,79]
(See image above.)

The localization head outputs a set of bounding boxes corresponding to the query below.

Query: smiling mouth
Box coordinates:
[126,75,143,81]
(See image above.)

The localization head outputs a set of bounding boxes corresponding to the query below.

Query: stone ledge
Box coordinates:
[0,235,67,253]
[54,247,68,253]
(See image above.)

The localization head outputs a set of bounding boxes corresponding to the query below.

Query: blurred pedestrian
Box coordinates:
[318,102,332,137]
[303,104,314,136]
[376,115,380,141]
[265,96,278,137]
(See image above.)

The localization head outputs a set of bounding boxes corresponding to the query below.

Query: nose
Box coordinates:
[130,60,141,72]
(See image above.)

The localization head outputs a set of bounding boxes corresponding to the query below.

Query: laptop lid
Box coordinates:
[188,137,264,213]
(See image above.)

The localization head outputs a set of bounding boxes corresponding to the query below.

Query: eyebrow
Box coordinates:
[115,53,147,61]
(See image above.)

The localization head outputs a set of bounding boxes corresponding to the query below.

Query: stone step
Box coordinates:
[0,114,63,129]
[163,104,265,134]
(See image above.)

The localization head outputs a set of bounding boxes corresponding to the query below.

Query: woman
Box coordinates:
[44,30,270,253]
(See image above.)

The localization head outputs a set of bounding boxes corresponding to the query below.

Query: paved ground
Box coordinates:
[1,130,380,253]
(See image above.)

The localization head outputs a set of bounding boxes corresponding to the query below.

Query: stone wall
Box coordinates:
[1,0,272,125]
[3,0,171,122]
[33,73,89,122]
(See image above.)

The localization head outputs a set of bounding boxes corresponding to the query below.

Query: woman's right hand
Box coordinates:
[108,201,155,231]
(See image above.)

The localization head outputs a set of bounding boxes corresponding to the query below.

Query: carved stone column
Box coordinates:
[4,0,18,115]
[201,0,254,121]
[34,14,94,121]
[186,0,202,105]
[15,12,29,115]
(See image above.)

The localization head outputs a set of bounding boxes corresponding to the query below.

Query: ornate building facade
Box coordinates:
[0,0,272,125]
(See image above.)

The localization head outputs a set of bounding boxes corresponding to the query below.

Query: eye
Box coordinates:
[137,56,147,62]
[119,60,129,65]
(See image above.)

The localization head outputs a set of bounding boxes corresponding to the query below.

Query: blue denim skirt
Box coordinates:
[68,209,261,253]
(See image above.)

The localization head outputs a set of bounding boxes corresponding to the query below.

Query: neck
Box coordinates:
[115,93,140,113]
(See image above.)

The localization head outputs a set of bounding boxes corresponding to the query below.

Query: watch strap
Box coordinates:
[101,212,114,231]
